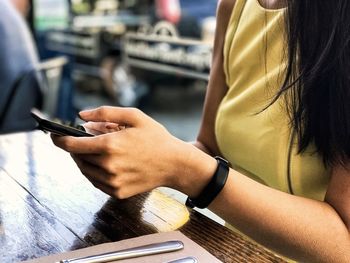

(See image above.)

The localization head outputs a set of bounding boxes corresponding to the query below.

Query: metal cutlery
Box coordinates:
[57,240,184,263]
[165,256,198,263]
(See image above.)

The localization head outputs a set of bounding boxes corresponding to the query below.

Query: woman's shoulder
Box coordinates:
[217,0,236,19]
[212,0,236,41]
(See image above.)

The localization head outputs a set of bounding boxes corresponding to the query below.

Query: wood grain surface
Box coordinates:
[0,132,286,262]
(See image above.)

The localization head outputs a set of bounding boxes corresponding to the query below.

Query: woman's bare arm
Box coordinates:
[194,0,236,155]
[206,162,350,262]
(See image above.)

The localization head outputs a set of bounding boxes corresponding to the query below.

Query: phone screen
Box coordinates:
[31,109,94,137]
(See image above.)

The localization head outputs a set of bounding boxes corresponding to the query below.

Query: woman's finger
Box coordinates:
[79,106,143,127]
[51,133,117,154]
[88,179,117,198]
[71,154,131,199]
[74,153,108,169]
[71,154,114,184]
[83,121,122,135]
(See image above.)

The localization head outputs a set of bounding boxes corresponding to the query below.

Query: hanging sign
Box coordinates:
[123,21,212,81]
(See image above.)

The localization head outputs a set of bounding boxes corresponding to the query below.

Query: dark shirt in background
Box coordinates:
[0,1,41,133]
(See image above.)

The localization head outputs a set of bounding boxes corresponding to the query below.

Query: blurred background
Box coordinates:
[14,0,217,139]
[1,0,222,222]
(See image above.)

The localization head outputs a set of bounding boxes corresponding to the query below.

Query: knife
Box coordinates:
[58,240,184,263]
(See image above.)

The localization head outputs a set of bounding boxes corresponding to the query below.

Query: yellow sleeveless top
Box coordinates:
[215,0,330,200]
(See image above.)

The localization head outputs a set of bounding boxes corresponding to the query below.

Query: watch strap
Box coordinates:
[185,156,229,209]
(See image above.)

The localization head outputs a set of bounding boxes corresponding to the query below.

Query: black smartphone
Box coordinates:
[30,109,94,137]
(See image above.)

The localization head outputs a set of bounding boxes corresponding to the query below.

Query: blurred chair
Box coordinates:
[0,1,67,134]
[36,56,68,118]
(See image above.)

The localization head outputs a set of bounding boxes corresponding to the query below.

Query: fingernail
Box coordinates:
[81,122,91,129]
[105,123,118,129]
[78,110,91,119]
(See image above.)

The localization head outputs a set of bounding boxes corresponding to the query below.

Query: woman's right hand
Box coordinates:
[51,106,217,199]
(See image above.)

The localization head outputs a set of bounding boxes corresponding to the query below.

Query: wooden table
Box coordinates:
[0,132,285,262]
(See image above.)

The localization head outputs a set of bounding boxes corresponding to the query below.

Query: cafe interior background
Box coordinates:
[3,0,222,222]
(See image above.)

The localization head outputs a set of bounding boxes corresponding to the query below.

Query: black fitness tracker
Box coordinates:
[185,156,230,209]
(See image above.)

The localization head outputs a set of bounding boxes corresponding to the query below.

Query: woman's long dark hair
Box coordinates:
[273,1,350,166]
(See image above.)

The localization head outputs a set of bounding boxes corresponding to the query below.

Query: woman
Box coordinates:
[52,0,350,261]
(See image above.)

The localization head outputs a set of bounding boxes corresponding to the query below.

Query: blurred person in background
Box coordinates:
[177,0,217,39]
[10,0,31,17]
[52,0,350,261]
[154,0,217,40]
[10,0,34,32]
[0,0,41,133]
[155,0,181,24]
